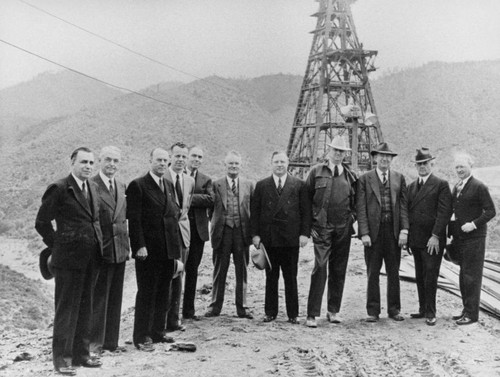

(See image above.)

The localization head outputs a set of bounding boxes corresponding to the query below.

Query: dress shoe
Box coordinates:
[389,313,405,321]
[167,324,186,332]
[263,315,276,322]
[55,366,77,376]
[184,314,201,321]
[410,312,425,319]
[305,317,317,328]
[326,312,341,324]
[73,358,102,368]
[365,315,379,323]
[456,316,476,325]
[238,312,254,319]
[136,343,155,352]
[204,310,220,318]
[288,317,299,324]
[426,317,437,326]
[452,313,465,320]
[109,345,128,353]
[152,335,175,344]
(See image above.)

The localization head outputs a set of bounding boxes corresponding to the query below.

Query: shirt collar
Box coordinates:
[418,173,431,184]
[273,174,287,187]
[71,173,85,190]
[376,168,389,182]
[460,175,472,186]
[186,168,197,179]
[169,167,183,180]
[227,176,238,186]
[99,171,114,186]
[327,160,343,176]
[149,171,162,186]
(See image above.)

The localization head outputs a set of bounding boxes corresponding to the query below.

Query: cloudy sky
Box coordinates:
[1,0,499,90]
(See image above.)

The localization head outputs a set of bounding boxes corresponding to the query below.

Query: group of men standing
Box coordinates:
[36,139,495,376]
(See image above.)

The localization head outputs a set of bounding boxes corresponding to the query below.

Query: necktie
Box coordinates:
[382,173,387,184]
[82,181,88,199]
[417,178,422,191]
[190,169,196,177]
[277,177,283,196]
[109,179,115,200]
[159,178,165,195]
[231,179,237,196]
[334,165,339,177]
[176,174,183,205]
[456,180,464,195]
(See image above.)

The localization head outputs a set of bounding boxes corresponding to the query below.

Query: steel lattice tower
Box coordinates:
[287,0,383,178]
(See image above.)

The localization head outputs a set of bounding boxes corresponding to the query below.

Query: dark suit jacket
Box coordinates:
[210,177,254,250]
[90,174,129,263]
[35,174,103,270]
[189,171,214,242]
[357,169,409,242]
[126,173,181,260]
[250,175,311,247]
[408,174,452,249]
[451,176,496,240]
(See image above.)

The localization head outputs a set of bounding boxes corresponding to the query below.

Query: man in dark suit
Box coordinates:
[182,145,214,320]
[303,137,357,328]
[89,146,129,352]
[205,150,255,319]
[126,148,181,350]
[251,151,311,324]
[357,142,409,322]
[407,148,452,326]
[35,147,103,375]
[164,142,194,332]
[450,152,496,325]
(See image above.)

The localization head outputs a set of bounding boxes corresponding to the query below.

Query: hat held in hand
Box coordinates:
[39,247,54,280]
[250,243,272,270]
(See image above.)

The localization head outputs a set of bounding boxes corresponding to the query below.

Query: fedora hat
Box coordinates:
[250,243,272,270]
[327,136,351,151]
[173,259,184,278]
[413,147,436,163]
[370,142,397,156]
[443,242,461,265]
[39,247,54,280]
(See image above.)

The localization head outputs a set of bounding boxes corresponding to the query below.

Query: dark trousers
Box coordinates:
[52,255,98,368]
[182,223,206,318]
[166,245,189,329]
[364,221,401,317]
[411,246,443,318]
[307,225,352,317]
[90,261,126,352]
[209,225,248,316]
[133,258,174,346]
[265,246,299,318]
[457,237,485,321]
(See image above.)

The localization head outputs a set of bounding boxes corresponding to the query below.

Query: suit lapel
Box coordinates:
[368,171,381,204]
[218,179,228,209]
[275,175,292,213]
[411,174,436,208]
[114,180,126,220]
[238,179,246,206]
[145,173,166,207]
[95,175,116,211]
[68,175,92,216]
[389,170,399,210]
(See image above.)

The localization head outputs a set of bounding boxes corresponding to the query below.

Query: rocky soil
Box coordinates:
[1,238,500,376]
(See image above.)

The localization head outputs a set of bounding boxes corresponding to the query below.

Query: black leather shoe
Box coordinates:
[410,312,425,319]
[452,313,464,320]
[456,316,476,325]
[136,342,155,352]
[389,314,405,321]
[55,366,77,376]
[204,310,220,318]
[426,317,437,326]
[166,324,186,332]
[152,335,175,343]
[73,358,102,368]
[238,312,254,319]
[263,315,276,322]
[288,317,299,324]
[184,314,201,321]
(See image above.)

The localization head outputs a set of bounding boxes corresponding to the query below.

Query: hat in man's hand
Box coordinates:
[250,243,272,270]
[413,147,436,163]
[39,247,54,280]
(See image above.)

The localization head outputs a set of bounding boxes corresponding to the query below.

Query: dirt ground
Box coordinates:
[1,239,500,376]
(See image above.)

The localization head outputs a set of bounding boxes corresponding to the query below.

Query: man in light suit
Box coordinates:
[251,151,311,324]
[164,142,195,331]
[407,148,452,326]
[449,152,495,325]
[357,142,409,322]
[89,146,130,352]
[127,148,181,350]
[182,146,214,320]
[36,147,103,375]
[205,150,255,319]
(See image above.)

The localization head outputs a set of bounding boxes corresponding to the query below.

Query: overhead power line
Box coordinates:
[0,38,259,126]
[18,0,243,93]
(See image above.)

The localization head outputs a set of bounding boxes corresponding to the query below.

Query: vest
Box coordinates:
[378,176,392,215]
[224,182,241,228]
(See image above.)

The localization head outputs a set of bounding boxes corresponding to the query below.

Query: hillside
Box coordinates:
[1,61,500,245]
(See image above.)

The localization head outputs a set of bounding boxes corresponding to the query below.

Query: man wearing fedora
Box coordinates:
[89,146,130,353]
[304,136,357,328]
[449,152,495,325]
[407,148,452,326]
[205,150,255,319]
[35,147,103,375]
[250,151,311,324]
[357,142,409,322]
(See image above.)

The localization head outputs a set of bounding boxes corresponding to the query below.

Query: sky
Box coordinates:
[1,0,499,91]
